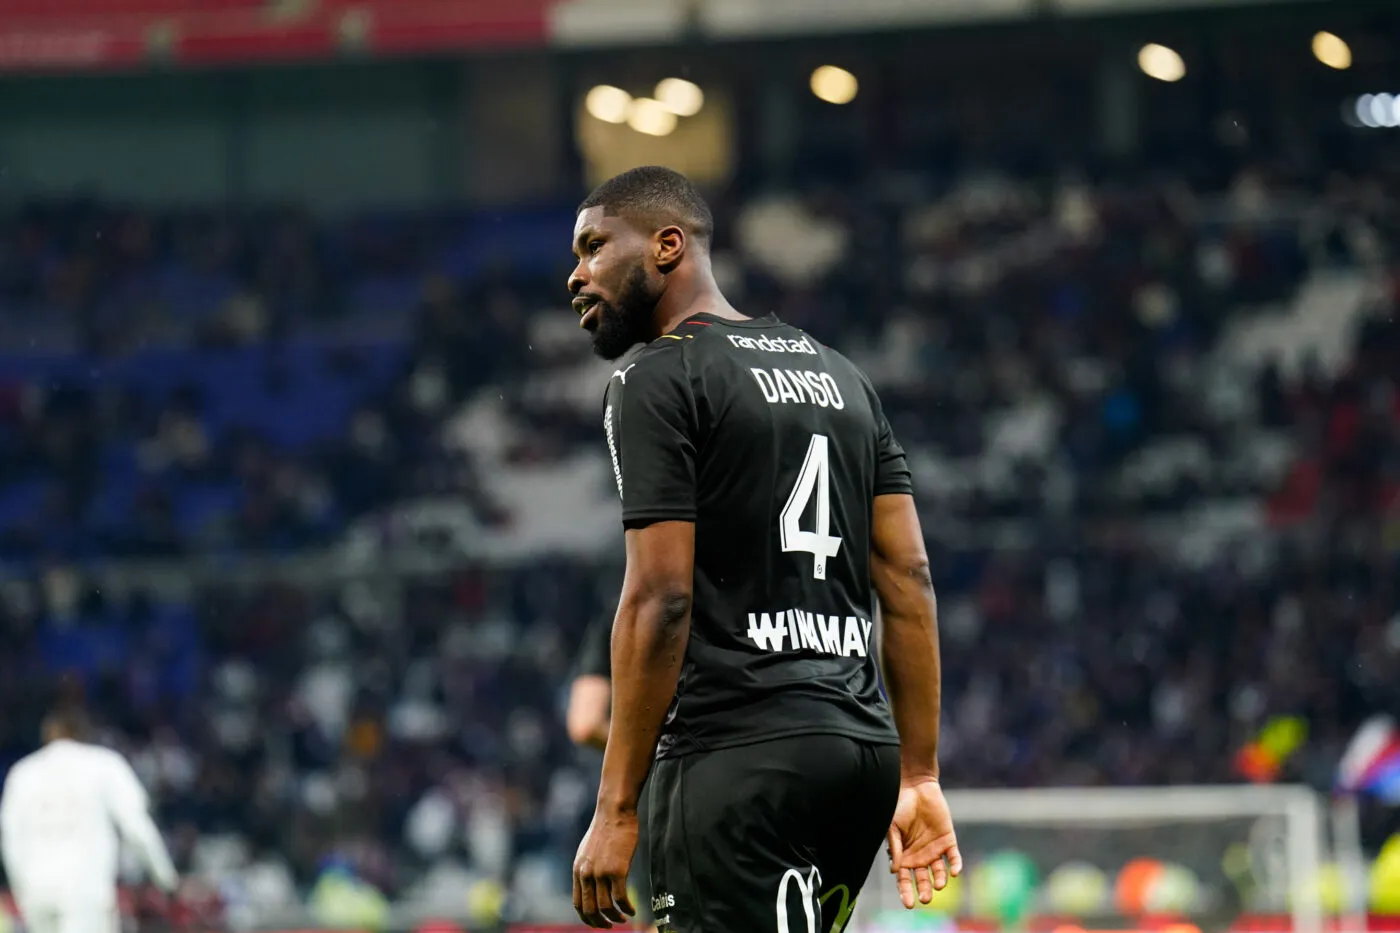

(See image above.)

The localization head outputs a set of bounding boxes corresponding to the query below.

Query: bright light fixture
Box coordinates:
[655,78,704,117]
[1138,44,1186,83]
[585,85,632,124]
[627,98,678,136]
[810,65,858,105]
[1356,94,1376,127]
[1312,31,1352,70]
[1372,93,1397,128]
[1353,93,1400,129]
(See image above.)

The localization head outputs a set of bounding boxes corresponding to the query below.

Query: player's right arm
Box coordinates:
[103,754,179,893]
[872,493,963,905]
[872,492,942,782]
[867,386,963,908]
[862,376,946,782]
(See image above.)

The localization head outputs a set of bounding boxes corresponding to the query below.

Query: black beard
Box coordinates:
[589,264,656,361]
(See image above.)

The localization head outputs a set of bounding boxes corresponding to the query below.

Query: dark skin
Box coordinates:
[872,493,963,906]
[568,206,744,361]
[567,207,740,929]
[572,521,691,930]
[566,207,960,928]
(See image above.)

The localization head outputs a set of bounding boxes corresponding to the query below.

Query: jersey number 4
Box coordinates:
[780,433,844,580]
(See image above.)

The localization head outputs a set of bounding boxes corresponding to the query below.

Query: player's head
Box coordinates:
[569,166,715,360]
[41,705,90,744]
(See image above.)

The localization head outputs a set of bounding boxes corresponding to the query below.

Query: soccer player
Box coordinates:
[567,618,655,932]
[1,707,179,933]
[567,165,961,933]
[566,617,616,753]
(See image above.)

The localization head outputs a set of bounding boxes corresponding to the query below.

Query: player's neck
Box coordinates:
[653,264,746,336]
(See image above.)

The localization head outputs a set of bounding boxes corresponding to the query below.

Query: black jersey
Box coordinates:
[602,312,908,758]
[575,617,612,681]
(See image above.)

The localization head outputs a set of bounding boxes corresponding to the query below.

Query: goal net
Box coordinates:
[850,785,1336,933]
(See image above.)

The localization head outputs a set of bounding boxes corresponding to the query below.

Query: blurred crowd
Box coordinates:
[1,159,1399,922]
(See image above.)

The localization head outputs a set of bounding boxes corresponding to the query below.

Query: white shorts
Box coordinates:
[14,902,119,933]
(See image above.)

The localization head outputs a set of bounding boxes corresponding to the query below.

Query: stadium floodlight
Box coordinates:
[627,97,678,136]
[1312,32,1352,71]
[1138,43,1186,83]
[1370,93,1397,129]
[655,78,704,117]
[1352,94,1400,129]
[586,85,632,124]
[1356,95,1378,128]
[851,785,1336,933]
[811,65,859,105]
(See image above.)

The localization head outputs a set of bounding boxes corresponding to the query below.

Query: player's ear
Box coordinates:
[654,225,685,272]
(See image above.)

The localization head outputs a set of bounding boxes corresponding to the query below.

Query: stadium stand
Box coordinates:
[1,159,1398,924]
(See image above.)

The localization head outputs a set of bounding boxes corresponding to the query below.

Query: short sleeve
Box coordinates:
[871,387,913,497]
[574,618,612,680]
[602,350,698,525]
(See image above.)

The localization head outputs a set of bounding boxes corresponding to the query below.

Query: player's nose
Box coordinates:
[567,264,588,297]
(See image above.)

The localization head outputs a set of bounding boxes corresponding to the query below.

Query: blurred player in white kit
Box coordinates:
[0,707,179,933]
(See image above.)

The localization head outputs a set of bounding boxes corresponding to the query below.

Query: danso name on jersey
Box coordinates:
[748,367,845,409]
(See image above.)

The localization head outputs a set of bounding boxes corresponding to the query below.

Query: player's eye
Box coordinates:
[588,240,604,254]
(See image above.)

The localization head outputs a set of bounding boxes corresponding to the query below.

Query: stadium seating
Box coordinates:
[0,165,1397,924]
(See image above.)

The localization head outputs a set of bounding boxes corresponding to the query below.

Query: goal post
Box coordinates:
[851,785,1334,933]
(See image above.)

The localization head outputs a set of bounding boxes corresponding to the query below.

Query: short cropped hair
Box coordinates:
[578,166,715,246]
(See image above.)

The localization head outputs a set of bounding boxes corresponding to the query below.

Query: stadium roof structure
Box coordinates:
[0,0,1373,72]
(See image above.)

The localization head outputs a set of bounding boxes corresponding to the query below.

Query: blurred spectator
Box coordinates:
[0,156,1397,922]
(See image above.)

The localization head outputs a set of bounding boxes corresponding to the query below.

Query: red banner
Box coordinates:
[0,0,550,71]
[0,25,146,69]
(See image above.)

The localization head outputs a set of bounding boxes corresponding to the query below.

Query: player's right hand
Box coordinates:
[886,777,962,909]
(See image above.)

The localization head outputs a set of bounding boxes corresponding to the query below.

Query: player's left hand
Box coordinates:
[573,805,639,929]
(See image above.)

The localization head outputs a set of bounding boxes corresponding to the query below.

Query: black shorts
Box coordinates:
[647,735,900,933]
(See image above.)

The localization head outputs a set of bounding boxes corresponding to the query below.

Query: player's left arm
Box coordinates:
[575,350,697,928]
[577,522,692,928]
[597,351,698,812]
[596,521,693,815]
